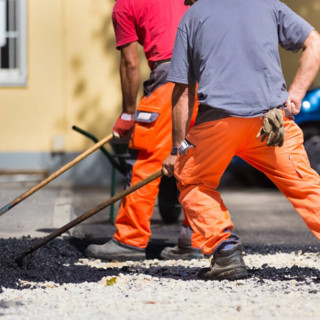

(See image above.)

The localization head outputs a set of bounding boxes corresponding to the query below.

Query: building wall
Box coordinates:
[0,0,64,152]
[63,0,121,152]
[0,0,148,154]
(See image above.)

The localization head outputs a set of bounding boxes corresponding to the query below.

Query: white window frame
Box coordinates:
[0,0,27,87]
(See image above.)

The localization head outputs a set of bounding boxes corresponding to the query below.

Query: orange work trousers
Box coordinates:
[175,114,320,255]
[113,82,204,249]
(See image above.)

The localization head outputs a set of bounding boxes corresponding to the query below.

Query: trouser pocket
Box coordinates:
[288,153,310,179]
[130,110,160,152]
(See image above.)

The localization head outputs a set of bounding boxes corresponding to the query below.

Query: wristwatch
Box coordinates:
[170,146,179,155]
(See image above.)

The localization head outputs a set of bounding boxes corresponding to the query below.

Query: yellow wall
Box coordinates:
[0,0,147,152]
[280,0,320,89]
[0,0,64,152]
[64,0,120,151]
[0,0,319,153]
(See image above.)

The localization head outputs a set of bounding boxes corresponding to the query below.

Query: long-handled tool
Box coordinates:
[14,170,162,262]
[72,126,126,175]
[0,133,114,217]
[72,125,129,222]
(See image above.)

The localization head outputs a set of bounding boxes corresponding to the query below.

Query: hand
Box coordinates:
[162,154,177,177]
[256,108,285,147]
[284,93,302,119]
[113,113,135,138]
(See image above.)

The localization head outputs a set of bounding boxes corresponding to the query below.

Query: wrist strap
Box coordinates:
[171,146,179,155]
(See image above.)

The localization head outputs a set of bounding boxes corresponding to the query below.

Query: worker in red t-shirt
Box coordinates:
[85,0,205,261]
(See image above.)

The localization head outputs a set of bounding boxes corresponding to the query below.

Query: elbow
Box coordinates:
[305,30,320,66]
[315,33,320,66]
[123,60,139,73]
[173,83,195,97]
[172,83,189,102]
[120,56,139,73]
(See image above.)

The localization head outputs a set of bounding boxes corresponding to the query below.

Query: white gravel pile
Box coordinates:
[1,252,320,320]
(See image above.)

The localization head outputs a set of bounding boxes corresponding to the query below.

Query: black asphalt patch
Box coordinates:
[0,237,319,293]
[0,237,109,293]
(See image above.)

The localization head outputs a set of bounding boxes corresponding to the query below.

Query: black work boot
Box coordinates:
[85,239,146,261]
[160,245,205,260]
[161,225,209,260]
[198,243,248,280]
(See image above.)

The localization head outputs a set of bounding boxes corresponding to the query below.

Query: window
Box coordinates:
[0,0,27,86]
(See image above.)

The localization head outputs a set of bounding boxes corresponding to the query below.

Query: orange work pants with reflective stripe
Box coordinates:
[175,114,320,255]
[113,82,204,249]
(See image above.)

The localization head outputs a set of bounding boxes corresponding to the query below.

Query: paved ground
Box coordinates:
[1,177,320,320]
[0,178,319,252]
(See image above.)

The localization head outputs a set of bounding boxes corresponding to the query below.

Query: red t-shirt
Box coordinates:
[112,0,188,68]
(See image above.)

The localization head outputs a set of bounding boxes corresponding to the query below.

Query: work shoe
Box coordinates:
[85,239,146,261]
[198,243,248,280]
[160,245,205,260]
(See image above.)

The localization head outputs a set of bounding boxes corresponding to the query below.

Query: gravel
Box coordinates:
[0,237,320,319]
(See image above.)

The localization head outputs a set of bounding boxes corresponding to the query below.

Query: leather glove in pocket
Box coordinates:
[256,108,285,147]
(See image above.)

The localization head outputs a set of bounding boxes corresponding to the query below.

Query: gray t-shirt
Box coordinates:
[168,0,314,120]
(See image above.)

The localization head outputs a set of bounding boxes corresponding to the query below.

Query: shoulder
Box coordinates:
[177,0,207,34]
[271,0,295,15]
[178,2,197,28]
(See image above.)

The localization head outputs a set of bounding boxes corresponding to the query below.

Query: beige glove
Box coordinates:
[256,108,285,147]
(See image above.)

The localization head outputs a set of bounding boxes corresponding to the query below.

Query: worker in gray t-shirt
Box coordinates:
[162,0,320,281]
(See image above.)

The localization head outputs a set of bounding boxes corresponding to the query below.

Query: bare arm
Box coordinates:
[286,30,320,116]
[119,42,140,114]
[172,83,196,147]
[112,42,140,138]
[162,83,196,177]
